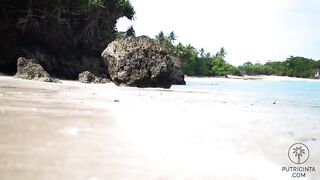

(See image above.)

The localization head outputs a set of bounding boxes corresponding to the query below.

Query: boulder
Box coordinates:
[79,71,95,83]
[78,71,108,83]
[15,57,57,82]
[101,36,178,88]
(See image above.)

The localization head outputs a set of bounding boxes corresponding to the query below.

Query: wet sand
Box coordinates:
[0,76,319,180]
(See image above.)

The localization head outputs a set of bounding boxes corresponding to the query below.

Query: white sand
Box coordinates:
[0,75,319,180]
[248,75,320,81]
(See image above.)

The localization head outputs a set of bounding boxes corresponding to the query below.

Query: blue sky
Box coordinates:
[117,0,320,65]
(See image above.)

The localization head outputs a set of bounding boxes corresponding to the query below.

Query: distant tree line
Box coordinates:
[154,31,320,79]
[239,57,320,78]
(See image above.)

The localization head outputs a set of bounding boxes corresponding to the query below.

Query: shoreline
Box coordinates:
[186,75,320,82]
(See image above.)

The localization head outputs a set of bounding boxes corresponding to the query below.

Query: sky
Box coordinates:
[116,0,320,65]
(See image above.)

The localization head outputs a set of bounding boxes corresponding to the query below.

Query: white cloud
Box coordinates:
[117,0,320,65]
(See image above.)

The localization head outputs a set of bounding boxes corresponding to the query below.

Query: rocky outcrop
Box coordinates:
[15,57,56,82]
[171,66,186,85]
[102,36,180,88]
[78,71,108,83]
[169,56,186,85]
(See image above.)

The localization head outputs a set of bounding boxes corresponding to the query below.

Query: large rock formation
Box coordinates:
[102,36,182,88]
[15,57,56,82]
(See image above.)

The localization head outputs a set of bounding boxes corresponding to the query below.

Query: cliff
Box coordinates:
[0,0,134,79]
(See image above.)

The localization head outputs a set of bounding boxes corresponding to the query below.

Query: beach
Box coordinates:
[0,75,319,180]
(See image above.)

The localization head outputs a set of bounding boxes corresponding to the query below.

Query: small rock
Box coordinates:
[94,77,109,83]
[78,71,108,83]
[15,57,58,82]
[79,71,95,83]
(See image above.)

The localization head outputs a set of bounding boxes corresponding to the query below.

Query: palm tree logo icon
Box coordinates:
[288,143,309,164]
[293,146,305,164]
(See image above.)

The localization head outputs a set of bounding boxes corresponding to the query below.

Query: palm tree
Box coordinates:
[199,48,205,57]
[216,47,227,58]
[293,146,305,164]
[155,31,165,43]
[174,43,185,57]
[168,31,176,42]
[126,25,135,36]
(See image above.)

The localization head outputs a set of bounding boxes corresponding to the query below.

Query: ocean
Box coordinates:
[184,78,320,137]
[186,78,320,110]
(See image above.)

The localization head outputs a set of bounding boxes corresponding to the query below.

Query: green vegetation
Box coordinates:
[238,57,320,78]
[155,31,320,79]
[154,31,239,77]
[1,0,135,53]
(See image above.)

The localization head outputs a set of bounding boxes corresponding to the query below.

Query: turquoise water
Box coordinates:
[185,78,320,113]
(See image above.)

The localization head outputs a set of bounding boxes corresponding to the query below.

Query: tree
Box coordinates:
[216,47,227,58]
[155,31,165,43]
[168,31,177,43]
[126,25,135,36]
[175,43,185,57]
[211,56,235,76]
[209,47,236,76]
[155,31,175,53]
[286,56,317,78]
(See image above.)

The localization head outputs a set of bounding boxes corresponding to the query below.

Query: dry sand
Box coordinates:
[0,75,319,180]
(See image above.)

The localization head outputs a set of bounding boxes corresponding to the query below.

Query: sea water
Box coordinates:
[186,78,320,109]
[184,78,320,133]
